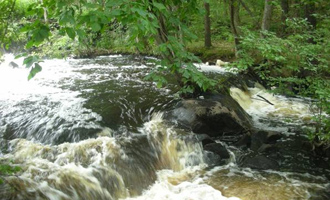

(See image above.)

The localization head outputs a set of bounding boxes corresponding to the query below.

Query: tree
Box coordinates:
[280,0,289,34]
[261,0,274,32]
[204,1,212,48]
[229,0,240,56]
[233,0,330,145]
[17,0,217,96]
[304,0,317,29]
[39,0,48,23]
[0,0,16,54]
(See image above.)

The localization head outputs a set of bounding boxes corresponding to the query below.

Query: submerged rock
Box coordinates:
[8,61,19,68]
[257,143,278,153]
[165,93,253,138]
[241,155,279,170]
[196,134,216,147]
[203,143,230,159]
[234,134,251,148]
[250,130,282,151]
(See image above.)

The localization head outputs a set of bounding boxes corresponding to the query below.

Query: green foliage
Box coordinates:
[0,163,21,184]
[0,0,29,53]
[307,79,330,143]
[16,54,43,80]
[13,0,217,96]
[235,17,330,143]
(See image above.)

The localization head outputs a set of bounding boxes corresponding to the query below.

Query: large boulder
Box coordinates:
[165,93,253,138]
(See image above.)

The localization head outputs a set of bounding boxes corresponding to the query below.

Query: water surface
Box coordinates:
[0,54,329,200]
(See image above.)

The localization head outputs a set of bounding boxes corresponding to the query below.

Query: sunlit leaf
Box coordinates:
[28,63,42,80]
[153,2,166,11]
[66,27,76,39]
[23,56,39,69]
[25,40,35,49]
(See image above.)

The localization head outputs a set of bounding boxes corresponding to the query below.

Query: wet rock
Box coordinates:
[313,144,330,160]
[203,143,230,159]
[255,135,330,176]
[234,134,251,148]
[204,151,223,166]
[195,134,216,147]
[0,138,10,154]
[250,130,282,151]
[242,155,279,170]
[0,182,15,200]
[313,157,330,169]
[257,144,278,153]
[301,141,314,152]
[165,93,252,138]
[8,61,19,68]
[325,147,330,159]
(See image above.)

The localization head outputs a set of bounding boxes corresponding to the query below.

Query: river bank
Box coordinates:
[4,38,235,64]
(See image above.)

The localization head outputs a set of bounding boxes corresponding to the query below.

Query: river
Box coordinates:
[0,54,329,200]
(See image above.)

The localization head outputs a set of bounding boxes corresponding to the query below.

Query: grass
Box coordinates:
[187,40,235,63]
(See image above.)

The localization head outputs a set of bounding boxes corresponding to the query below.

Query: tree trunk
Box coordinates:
[229,0,240,57]
[204,2,212,48]
[280,0,289,34]
[238,0,253,18]
[40,0,48,23]
[305,1,317,29]
[261,0,273,32]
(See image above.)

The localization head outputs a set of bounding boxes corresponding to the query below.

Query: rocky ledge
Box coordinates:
[164,92,330,178]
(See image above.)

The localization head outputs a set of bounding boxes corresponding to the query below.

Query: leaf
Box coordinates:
[25,40,35,49]
[56,1,66,9]
[156,81,163,88]
[153,2,166,11]
[15,53,27,59]
[76,29,86,38]
[85,3,98,9]
[28,63,42,80]
[111,10,121,17]
[20,25,30,33]
[23,56,39,69]
[182,70,190,79]
[59,9,75,25]
[202,83,208,92]
[5,43,10,50]
[131,7,147,17]
[105,1,121,7]
[91,23,101,32]
[66,27,76,39]
[40,26,50,38]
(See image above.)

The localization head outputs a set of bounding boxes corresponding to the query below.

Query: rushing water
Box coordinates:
[0,54,329,200]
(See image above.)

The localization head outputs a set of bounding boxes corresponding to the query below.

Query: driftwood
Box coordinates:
[251,95,274,105]
[256,95,274,105]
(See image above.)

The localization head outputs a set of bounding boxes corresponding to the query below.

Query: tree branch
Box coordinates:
[238,0,254,18]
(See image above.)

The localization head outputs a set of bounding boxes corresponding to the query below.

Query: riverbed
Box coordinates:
[0,54,329,200]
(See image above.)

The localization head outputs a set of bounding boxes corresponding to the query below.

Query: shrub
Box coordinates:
[234,18,330,144]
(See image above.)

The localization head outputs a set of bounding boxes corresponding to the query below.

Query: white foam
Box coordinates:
[98,54,123,58]
[230,87,315,133]
[123,169,241,200]
[196,63,229,74]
